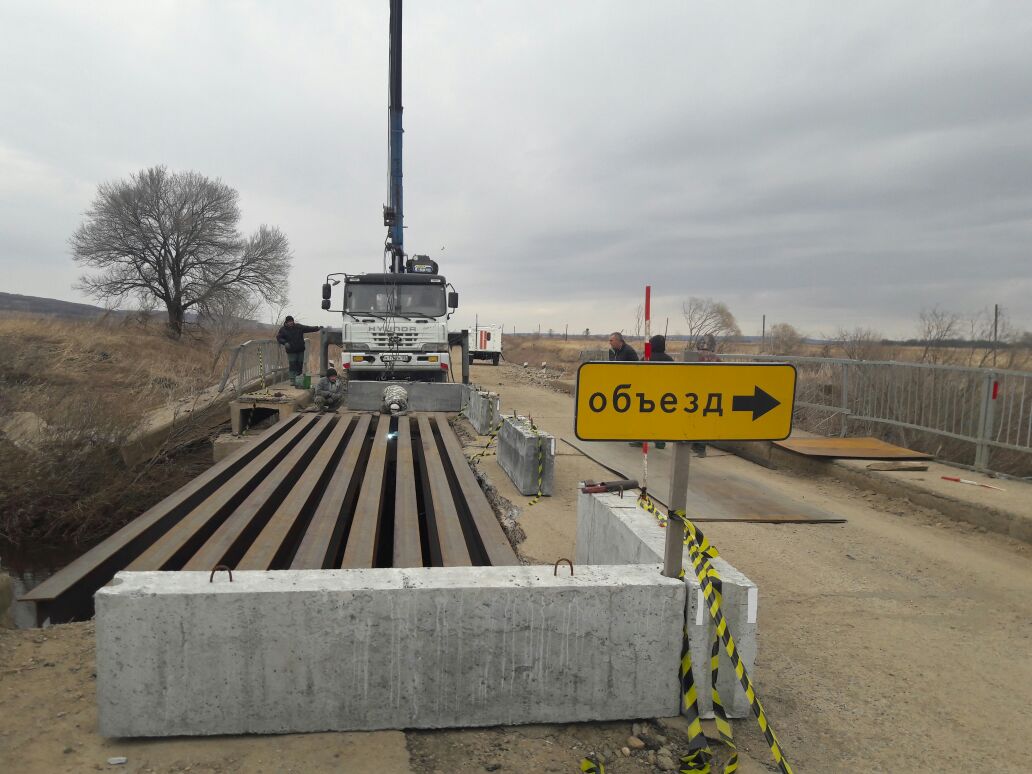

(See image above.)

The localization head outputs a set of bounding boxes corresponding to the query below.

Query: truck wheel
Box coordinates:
[492,354,500,366]
[468,354,475,365]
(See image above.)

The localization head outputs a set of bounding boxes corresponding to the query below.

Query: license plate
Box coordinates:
[380,354,411,363]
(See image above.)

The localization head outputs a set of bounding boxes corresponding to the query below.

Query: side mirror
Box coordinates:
[447,291,459,309]
[322,283,332,300]
[321,299,331,310]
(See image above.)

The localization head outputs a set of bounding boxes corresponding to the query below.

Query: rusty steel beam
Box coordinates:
[432,412,518,566]
[128,415,319,571]
[182,415,339,571]
[393,416,423,567]
[341,415,391,569]
[418,414,471,567]
[291,413,372,569]
[20,416,305,618]
[236,415,354,570]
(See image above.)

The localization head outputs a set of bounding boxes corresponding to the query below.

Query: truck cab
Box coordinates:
[322,263,458,382]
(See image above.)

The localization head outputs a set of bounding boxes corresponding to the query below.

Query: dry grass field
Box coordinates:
[0,313,269,545]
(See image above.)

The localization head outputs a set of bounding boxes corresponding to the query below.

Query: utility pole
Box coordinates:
[565,324,568,341]
[761,314,766,352]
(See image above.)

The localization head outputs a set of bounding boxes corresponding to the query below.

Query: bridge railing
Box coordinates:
[719,353,1032,477]
[217,339,289,396]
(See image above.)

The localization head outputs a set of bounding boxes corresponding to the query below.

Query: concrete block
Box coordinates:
[95,565,684,737]
[463,388,501,435]
[212,432,259,462]
[344,381,465,412]
[576,492,757,718]
[498,416,556,497]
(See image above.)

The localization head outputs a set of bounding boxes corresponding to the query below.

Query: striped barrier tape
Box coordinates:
[468,416,504,463]
[526,424,546,506]
[637,493,794,774]
[579,755,604,773]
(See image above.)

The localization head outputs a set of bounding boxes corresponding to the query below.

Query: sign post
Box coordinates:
[664,442,691,578]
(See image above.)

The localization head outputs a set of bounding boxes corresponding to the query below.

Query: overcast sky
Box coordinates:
[2,1,1031,338]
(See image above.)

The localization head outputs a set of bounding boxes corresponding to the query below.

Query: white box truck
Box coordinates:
[470,324,503,366]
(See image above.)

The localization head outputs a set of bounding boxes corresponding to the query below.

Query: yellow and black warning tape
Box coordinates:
[526,422,546,507]
[579,755,604,773]
[467,416,504,463]
[636,493,795,774]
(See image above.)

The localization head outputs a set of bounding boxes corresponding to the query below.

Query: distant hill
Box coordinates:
[0,292,112,319]
[0,292,282,332]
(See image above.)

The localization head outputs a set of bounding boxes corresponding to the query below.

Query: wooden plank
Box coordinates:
[127,415,318,571]
[236,416,354,570]
[393,417,423,567]
[22,415,303,604]
[432,413,518,566]
[290,413,372,569]
[418,414,471,567]
[181,414,338,571]
[341,415,391,568]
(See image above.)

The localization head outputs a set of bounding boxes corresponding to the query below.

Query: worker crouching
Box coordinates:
[313,368,345,412]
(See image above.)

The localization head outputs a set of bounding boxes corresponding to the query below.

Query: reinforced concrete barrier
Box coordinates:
[463,387,501,435]
[575,492,758,718]
[96,566,683,737]
[498,415,556,497]
[344,381,465,412]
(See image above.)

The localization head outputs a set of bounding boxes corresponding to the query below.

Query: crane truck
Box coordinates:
[319,0,458,382]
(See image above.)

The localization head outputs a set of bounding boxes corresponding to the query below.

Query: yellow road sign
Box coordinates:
[575,362,797,442]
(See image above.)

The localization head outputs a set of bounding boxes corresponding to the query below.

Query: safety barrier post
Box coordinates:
[840,361,850,437]
[974,371,995,471]
[461,329,470,385]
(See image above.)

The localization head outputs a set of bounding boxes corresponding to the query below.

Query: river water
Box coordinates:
[1,542,86,628]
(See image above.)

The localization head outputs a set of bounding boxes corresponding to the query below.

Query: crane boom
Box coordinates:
[386,0,405,272]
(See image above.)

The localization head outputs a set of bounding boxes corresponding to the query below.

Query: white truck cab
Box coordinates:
[321,263,458,382]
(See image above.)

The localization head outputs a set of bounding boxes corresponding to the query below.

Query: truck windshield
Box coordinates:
[344,283,446,317]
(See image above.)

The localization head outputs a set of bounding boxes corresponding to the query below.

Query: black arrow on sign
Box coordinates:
[731,386,780,420]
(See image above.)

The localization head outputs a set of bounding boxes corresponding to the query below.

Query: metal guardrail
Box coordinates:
[720,354,1032,476]
[217,339,290,396]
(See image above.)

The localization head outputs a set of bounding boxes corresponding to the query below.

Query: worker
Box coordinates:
[648,334,673,362]
[697,334,719,362]
[276,315,322,381]
[693,334,720,456]
[313,368,345,412]
[608,332,638,362]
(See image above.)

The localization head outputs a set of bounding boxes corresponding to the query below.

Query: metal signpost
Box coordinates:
[574,361,797,577]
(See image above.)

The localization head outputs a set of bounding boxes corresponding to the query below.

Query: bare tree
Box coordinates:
[769,322,804,355]
[917,306,961,364]
[632,304,644,339]
[836,327,883,361]
[197,289,263,374]
[71,166,291,338]
[682,297,740,349]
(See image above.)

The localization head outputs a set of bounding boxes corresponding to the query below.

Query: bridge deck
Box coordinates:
[23,411,518,624]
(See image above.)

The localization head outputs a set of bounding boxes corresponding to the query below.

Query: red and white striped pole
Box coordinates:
[642,285,651,492]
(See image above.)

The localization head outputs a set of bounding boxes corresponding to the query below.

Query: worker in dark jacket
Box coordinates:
[648,335,674,362]
[276,315,321,379]
[313,368,345,412]
[608,332,638,362]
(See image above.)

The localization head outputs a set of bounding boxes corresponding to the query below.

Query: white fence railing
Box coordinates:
[217,339,289,396]
[720,354,1032,477]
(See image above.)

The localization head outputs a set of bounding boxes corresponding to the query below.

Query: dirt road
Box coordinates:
[2,361,1031,772]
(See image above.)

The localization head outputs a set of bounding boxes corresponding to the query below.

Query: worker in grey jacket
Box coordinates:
[313,368,345,412]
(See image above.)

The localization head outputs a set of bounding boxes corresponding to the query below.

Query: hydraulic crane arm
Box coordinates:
[385,0,405,272]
